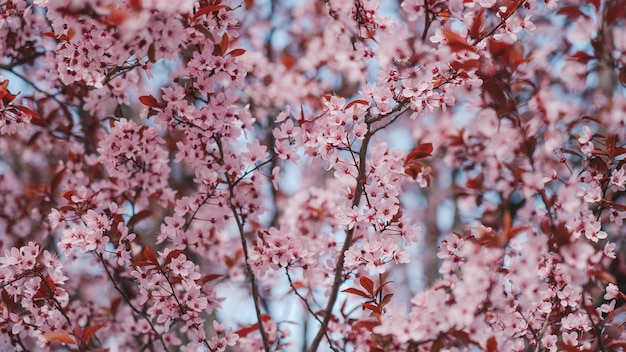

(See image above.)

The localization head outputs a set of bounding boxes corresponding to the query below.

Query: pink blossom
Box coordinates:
[610,166,626,192]
[542,334,558,352]
[557,285,581,308]
[2,0,625,350]
[562,331,579,346]
[561,312,591,332]
[604,284,620,300]
[604,242,617,259]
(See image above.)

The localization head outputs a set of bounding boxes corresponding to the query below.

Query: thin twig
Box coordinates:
[473,0,527,45]
[582,290,607,352]
[34,270,72,326]
[421,0,431,42]
[285,267,338,351]
[97,252,171,352]
[0,64,65,106]
[215,135,272,352]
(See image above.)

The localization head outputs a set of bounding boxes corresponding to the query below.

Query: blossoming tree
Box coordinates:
[1,0,625,350]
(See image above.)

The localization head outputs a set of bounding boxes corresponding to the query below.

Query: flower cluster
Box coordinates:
[1,0,626,350]
[94,118,173,206]
[0,242,69,349]
[344,237,410,274]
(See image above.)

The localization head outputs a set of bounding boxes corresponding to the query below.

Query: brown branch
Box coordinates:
[582,290,608,352]
[34,270,72,327]
[421,0,432,42]
[97,253,171,352]
[285,267,338,351]
[308,125,372,352]
[473,0,527,45]
[215,135,272,352]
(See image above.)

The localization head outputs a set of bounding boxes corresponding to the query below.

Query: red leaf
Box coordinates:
[50,169,66,194]
[561,149,582,158]
[129,0,142,11]
[352,320,380,331]
[44,331,76,345]
[282,53,296,69]
[506,226,527,241]
[33,275,56,299]
[345,99,370,110]
[102,6,128,25]
[451,59,481,72]
[556,5,589,19]
[144,245,159,267]
[590,148,609,157]
[194,5,228,19]
[581,115,601,124]
[586,0,600,10]
[607,134,617,157]
[200,274,223,283]
[138,95,159,108]
[164,249,184,267]
[589,155,609,175]
[469,8,486,41]
[405,143,433,163]
[404,161,430,185]
[1,289,18,313]
[0,80,17,105]
[556,342,587,352]
[570,51,595,63]
[362,302,381,314]
[148,42,156,63]
[81,323,107,344]
[489,39,525,69]
[432,337,444,352]
[234,323,259,338]
[605,1,626,25]
[466,175,483,190]
[110,297,122,315]
[127,209,152,228]
[228,48,246,57]
[291,281,305,290]
[486,336,498,352]
[342,287,371,299]
[234,315,271,337]
[550,222,572,248]
[16,105,42,120]
[611,147,626,158]
[442,28,476,52]
[380,293,394,306]
[449,330,477,345]
[220,33,229,56]
[498,0,523,18]
[359,276,375,295]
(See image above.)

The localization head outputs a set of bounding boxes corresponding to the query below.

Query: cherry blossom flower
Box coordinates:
[604,284,620,300]
[2,0,626,350]
[610,166,626,192]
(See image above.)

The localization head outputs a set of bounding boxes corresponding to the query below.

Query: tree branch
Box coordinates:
[97,253,171,352]
[285,267,337,351]
[215,135,272,352]
[308,125,372,352]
